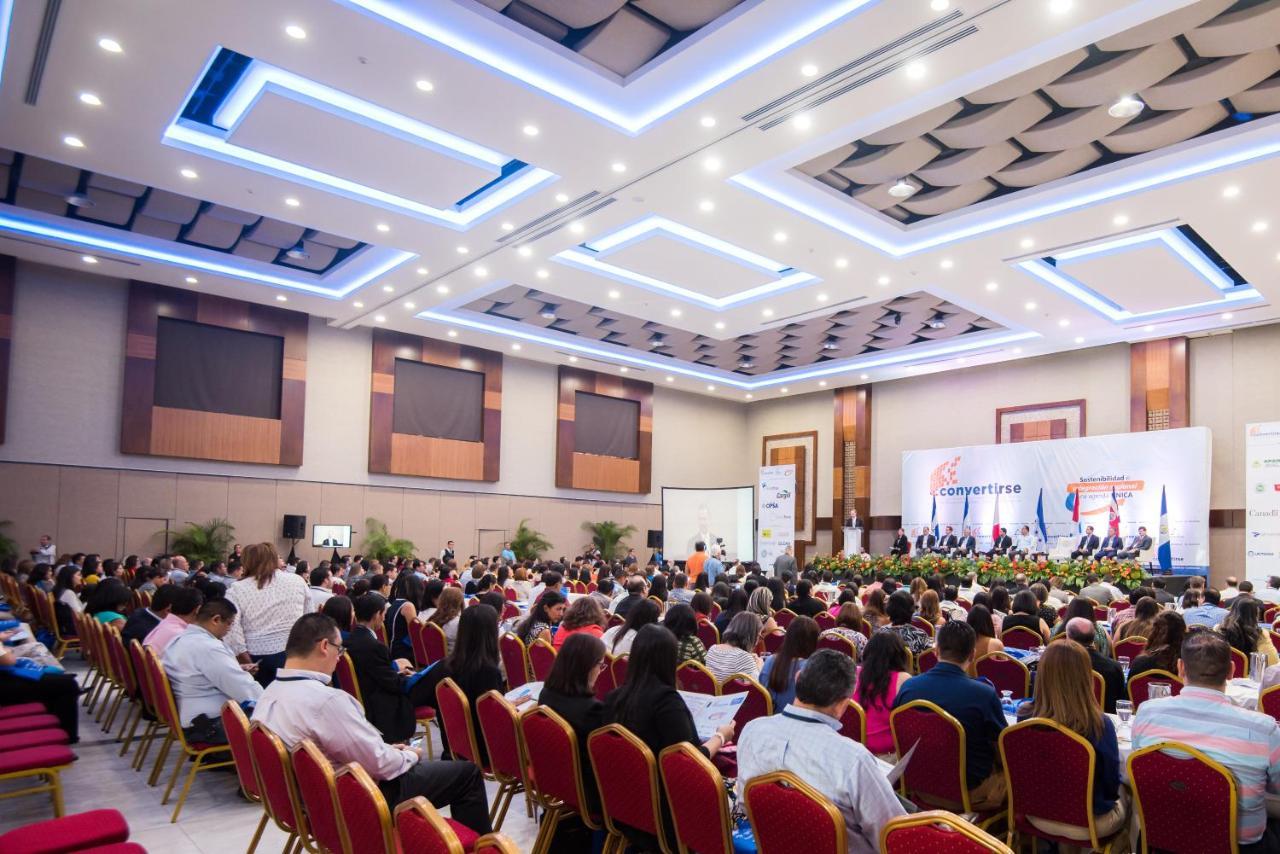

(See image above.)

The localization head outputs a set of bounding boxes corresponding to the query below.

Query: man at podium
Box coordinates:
[843,508,863,557]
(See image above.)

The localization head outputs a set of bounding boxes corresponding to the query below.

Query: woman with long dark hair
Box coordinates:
[854,631,912,755]
[386,571,424,660]
[663,603,706,664]
[966,605,1005,661]
[1114,597,1160,643]
[761,615,818,709]
[1002,590,1051,642]
[1221,596,1279,666]
[85,578,130,628]
[426,586,465,648]
[1127,611,1186,680]
[648,573,669,604]
[53,565,83,613]
[225,542,308,686]
[413,603,504,762]
[603,597,660,657]
[320,595,355,642]
[863,588,889,629]
[514,590,566,646]
[714,589,748,636]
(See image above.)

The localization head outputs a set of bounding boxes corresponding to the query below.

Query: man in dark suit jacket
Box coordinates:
[890,529,910,556]
[347,593,416,743]
[1066,617,1124,713]
[986,528,1013,557]
[1096,531,1124,559]
[1071,526,1101,560]
[1116,527,1153,560]
[914,529,936,554]
[955,528,977,557]
[934,526,958,555]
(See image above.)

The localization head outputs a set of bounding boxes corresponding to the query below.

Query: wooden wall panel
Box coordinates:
[832,385,872,554]
[1131,337,1189,431]
[555,366,653,494]
[0,255,13,444]
[368,327,501,482]
[995,399,1085,443]
[121,281,306,465]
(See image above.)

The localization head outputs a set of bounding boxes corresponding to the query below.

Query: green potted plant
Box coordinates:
[361,517,416,562]
[509,519,551,561]
[582,520,637,561]
[0,520,16,561]
[162,518,236,563]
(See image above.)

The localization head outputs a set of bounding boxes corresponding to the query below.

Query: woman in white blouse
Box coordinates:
[225,542,307,686]
[704,611,764,683]
[601,598,661,658]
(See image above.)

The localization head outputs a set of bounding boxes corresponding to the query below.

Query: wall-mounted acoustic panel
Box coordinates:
[555,366,652,494]
[121,281,307,465]
[369,328,501,481]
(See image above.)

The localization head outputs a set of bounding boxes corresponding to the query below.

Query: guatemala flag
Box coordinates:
[930,494,939,539]
[1157,486,1172,571]
[1035,488,1049,544]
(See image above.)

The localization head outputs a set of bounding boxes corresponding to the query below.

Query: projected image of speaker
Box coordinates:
[283,514,307,540]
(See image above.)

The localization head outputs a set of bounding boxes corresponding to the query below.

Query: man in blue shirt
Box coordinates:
[703,547,724,587]
[500,542,515,563]
[1182,588,1230,629]
[893,620,1007,811]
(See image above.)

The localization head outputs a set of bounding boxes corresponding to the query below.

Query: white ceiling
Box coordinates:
[0,0,1276,401]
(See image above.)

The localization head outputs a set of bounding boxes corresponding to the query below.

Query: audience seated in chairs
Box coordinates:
[1220,596,1280,669]
[823,602,869,660]
[346,592,417,743]
[320,594,354,642]
[788,580,827,618]
[553,597,607,650]
[738,649,906,850]
[855,631,913,756]
[663,603,707,665]
[251,612,493,833]
[161,597,263,745]
[705,611,764,682]
[1126,611,1186,682]
[144,586,204,656]
[1065,617,1124,713]
[760,615,818,711]
[877,591,933,657]
[537,633,607,812]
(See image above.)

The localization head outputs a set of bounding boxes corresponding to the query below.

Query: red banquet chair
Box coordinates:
[999,626,1042,651]
[974,651,1031,699]
[610,654,629,689]
[1262,684,1280,725]
[881,810,1014,853]
[659,742,735,854]
[774,608,797,629]
[594,654,618,701]
[220,702,269,854]
[916,647,939,674]
[423,621,449,666]
[334,763,402,854]
[762,629,787,655]
[334,653,364,705]
[1090,671,1105,708]
[408,619,431,668]
[499,632,530,691]
[475,690,528,831]
[999,719,1126,852]
[911,616,936,637]
[528,638,557,682]
[838,699,866,744]
[248,721,313,853]
[744,771,846,854]
[1229,646,1248,680]
[1128,741,1238,854]
[676,660,718,694]
[588,724,672,854]
[394,796,492,854]
[890,700,1000,828]
[720,674,773,730]
[126,640,168,774]
[290,738,348,854]
[814,610,836,631]
[519,706,604,854]
[0,809,133,854]
[1127,669,1184,708]
[696,620,720,648]
[817,632,857,658]
[1112,636,1147,662]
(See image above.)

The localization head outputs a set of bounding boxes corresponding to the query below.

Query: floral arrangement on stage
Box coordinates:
[810,552,1149,589]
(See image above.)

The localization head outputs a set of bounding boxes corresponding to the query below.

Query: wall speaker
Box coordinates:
[646,529,662,549]
[283,514,307,540]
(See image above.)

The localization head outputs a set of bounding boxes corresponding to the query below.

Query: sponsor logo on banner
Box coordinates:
[1249,550,1277,559]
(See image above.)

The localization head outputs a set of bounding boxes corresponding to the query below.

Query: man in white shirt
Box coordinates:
[1255,577,1280,605]
[1011,525,1039,557]
[1221,576,1243,602]
[30,534,56,566]
[307,566,334,612]
[162,598,262,742]
[738,649,906,853]
[958,573,986,602]
[252,613,492,832]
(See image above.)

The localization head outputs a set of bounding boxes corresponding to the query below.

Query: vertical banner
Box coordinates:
[1245,422,1280,585]
[757,465,795,572]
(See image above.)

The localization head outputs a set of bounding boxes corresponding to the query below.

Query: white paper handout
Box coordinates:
[679,691,746,740]
[505,681,544,713]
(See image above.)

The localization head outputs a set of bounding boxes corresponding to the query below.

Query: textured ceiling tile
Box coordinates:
[913,141,1021,187]
[861,101,964,146]
[796,144,857,177]
[0,165,9,191]
[13,187,67,216]
[76,188,135,225]
[183,212,243,249]
[1101,102,1229,153]
[1141,46,1280,111]
[1185,0,1280,57]
[473,0,513,9]
[966,49,1088,104]
[203,204,261,226]
[231,239,279,264]
[131,214,182,242]
[86,172,146,197]
[1015,105,1134,152]
[1232,76,1280,113]
[850,182,902,211]
[833,138,941,185]
[1043,40,1187,109]
[631,0,742,31]
[0,149,13,165]
[576,6,669,77]
[899,180,998,216]
[1096,0,1234,52]
[815,172,853,192]
[17,156,80,195]
[280,241,338,271]
[993,145,1101,186]
[308,231,360,250]
[930,94,1051,150]
[139,190,200,225]
[520,0,625,29]
[504,1,570,41]
[245,219,306,249]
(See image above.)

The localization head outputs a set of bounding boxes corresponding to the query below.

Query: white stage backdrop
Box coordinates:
[1245,422,1280,585]
[902,427,1211,574]
[757,465,795,572]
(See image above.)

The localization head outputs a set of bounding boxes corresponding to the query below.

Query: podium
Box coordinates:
[843,527,862,557]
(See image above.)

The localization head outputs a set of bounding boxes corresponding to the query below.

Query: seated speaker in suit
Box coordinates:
[987,527,1013,557]
[934,526,958,555]
[1096,531,1125,559]
[1115,526,1153,560]
[347,593,416,744]
[1071,526,1101,560]
[914,528,937,554]
[889,528,910,556]
[955,528,978,557]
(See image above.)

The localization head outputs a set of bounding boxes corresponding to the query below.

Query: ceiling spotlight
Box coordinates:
[791,113,813,131]
[535,269,549,279]
[78,92,101,107]
[905,61,927,80]
[98,37,122,53]
[780,387,789,394]
[65,193,94,208]
[554,192,569,203]
[447,330,458,337]
[819,380,828,387]
[620,367,629,373]
[738,358,756,369]
[707,385,716,391]
[1074,336,1085,344]
[1222,185,1240,199]
[860,373,869,380]
[762,308,774,318]
[470,267,486,278]
[1020,237,1035,249]
[800,63,819,77]
[610,162,626,173]
[1221,312,1233,320]
[1107,95,1144,119]
[511,343,522,350]
[745,393,753,399]
[888,178,917,199]
[522,124,539,136]
[382,285,394,293]
[822,340,841,351]
[714,321,725,330]
[403,302,415,310]
[877,275,891,286]
[569,221,584,234]
[773,231,788,243]
[456,246,469,254]
[541,309,559,320]
[501,222,514,231]
[1252,220,1269,233]
[1013,347,1023,354]
[285,24,307,40]
[699,199,715,212]
[180,168,198,179]
[353,301,364,308]
[703,156,722,172]
[1049,0,1073,13]
[985,281,999,292]
[817,293,829,303]
[416,267,429,275]
[81,255,98,264]
[1142,325,1155,332]
[1058,318,1071,328]
[1025,301,1037,311]
[835,257,848,269]
[436,284,450,294]
[376,223,390,232]
[374,314,386,323]
[940,258,954,270]
[415,79,435,92]
[1113,214,1130,226]
[568,355,578,362]
[665,375,674,382]
[931,0,950,9]
[670,308,682,317]
[63,135,84,148]
[700,115,716,128]
[608,290,620,299]
[517,246,533,258]
[185,276,198,284]
[285,241,310,260]
[276,294,288,302]
[285,197,300,207]
[927,316,947,329]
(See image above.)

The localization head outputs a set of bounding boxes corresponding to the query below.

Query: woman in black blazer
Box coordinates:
[538,633,607,811]
[412,603,504,762]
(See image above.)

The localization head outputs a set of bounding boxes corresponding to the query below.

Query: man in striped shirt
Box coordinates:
[1131,631,1280,850]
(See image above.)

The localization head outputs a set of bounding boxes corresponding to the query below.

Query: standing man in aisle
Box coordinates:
[772,545,797,579]
[703,546,725,586]
[30,534,56,566]
[440,540,455,565]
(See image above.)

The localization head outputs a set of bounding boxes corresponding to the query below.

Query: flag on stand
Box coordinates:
[1157,486,1172,571]
[1071,487,1081,532]
[930,494,939,540]
[961,494,970,536]
[1108,487,1121,537]
[991,493,1001,543]
[1035,488,1049,544]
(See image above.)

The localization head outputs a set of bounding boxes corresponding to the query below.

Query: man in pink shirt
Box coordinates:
[143,586,203,655]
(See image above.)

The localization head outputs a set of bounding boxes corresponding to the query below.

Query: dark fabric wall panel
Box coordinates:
[574,391,639,459]
[392,359,484,441]
[153,317,283,419]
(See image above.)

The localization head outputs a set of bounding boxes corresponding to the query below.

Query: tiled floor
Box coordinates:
[0,661,543,852]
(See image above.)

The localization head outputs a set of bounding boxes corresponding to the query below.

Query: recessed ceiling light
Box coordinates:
[436,284,450,295]
[700,115,716,128]
[905,61,927,80]
[1252,220,1269,233]
[1058,318,1070,328]
[791,113,813,131]
[382,285,394,293]
[608,290,620,299]
[185,276,198,284]
[1020,237,1035,249]
[745,393,753,400]
[180,168,198,179]
[1074,336,1085,344]
[568,355,578,362]
[703,156,722,172]
[474,266,488,277]
[888,178,917,199]
[610,162,626,173]
[985,281,999,292]
[940,258,954,269]
[1025,301,1037,311]
[353,300,364,308]
[374,314,386,323]
[517,246,533,258]
[535,269,549,279]
[665,375,674,382]
[877,275,891,286]
[98,37,122,53]
[404,301,415,309]
[762,308,774,318]
[619,367,629,373]
[1222,185,1240,199]
[860,373,869,380]
[447,330,458,337]
[780,387,789,393]
[773,231,787,243]
[707,385,716,391]
[817,293,829,302]
[714,321,725,330]
[416,267,429,275]
[276,294,288,302]
[800,63,819,77]
[835,257,848,269]
[456,246,469,254]
[554,192,569,203]
[415,79,434,92]
[1113,214,1130,226]
[670,308,682,317]
[540,309,557,320]
[78,92,101,107]
[1013,347,1023,354]
[81,255,98,264]
[1049,0,1073,13]
[819,380,828,387]
[285,197,300,207]
[522,124,539,137]
[699,199,715,212]
[285,24,307,40]
[569,221,584,234]
[63,135,84,148]
[1107,95,1144,119]
[500,222,514,231]
[511,343,521,350]
[375,223,390,233]
[931,0,950,9]
[1142,325,1154,332]
[1221,312,1233,320]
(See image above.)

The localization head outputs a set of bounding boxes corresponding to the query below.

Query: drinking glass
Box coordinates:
[1251,652,1267,682]
[1118,655,1131,674]
[1148,682,1170,701]
[1115,700,1133,724]
[1000,690,1013,705]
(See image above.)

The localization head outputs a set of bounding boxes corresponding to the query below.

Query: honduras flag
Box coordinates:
[1157,485,1172,571]
[961,494,970,535]
[1035,488,1048,544]
[930,494,939,539]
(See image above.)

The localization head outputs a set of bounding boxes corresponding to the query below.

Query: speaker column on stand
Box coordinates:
[283,514,306,564]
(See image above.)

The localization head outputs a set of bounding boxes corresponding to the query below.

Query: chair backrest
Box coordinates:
[528,638,557,681]
[518,706,597,823]
[473,833,522,853]
[816,633,856,658]
[104,627,137,695]
[1128,741,1238,854]
[658,742,733,854]
[719,674,773,729]
[916,647,939,674]
[249,722,310,839]
[1262,684,1280,725]
[498,632,529,691]
[1092,606,1108,623]
[911,616,936,637]
[475,690,525,784]
[594,654,617,701]
[744,771,846,854]
[504,586,518,601]
[608,612,626,629]
[610,653,629,688]
[957,599,973,612]
[143,646,182,735]
[676,660,718,694]
[974,652,1031,699]
[220,701,261,803]
[709,601,721,619]
[587,724,667,843]
[1127,669,1184,708]
[774,608,797,629]
[423,621,448,665]
[880,810,1014,853]
[1111,636,1146,664]
[128,640,156,716]
[999,719,1098,847]
[408,619,430,668]
[838,699,866,744]
[1229,646,1248,679]
[502,602,520,621]
[334,652,364,707]
[334,762,397,854]
[891,700,969,811]
[762,629,787,655]
[1000,626,1041,650]
[394,796,466,854]
[696,620,719,648]
[1090,671,1104,708]
[1112,600,1131,612]
[436,677,487,771]
[813,610,836,631]
[291,738,348,854]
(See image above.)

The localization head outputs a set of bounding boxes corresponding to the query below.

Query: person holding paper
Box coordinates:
[738,649,906,854]
[347,593,418,743]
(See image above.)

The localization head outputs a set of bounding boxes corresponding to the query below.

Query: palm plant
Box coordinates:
[163,518,235,563]
[0,520,16,561]
[582,520,637,561]
[362,517,417,562]
[509,519,552,561]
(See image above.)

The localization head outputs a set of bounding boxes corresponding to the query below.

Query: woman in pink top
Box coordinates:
[553,596,606,649]
[854,631,913,756]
